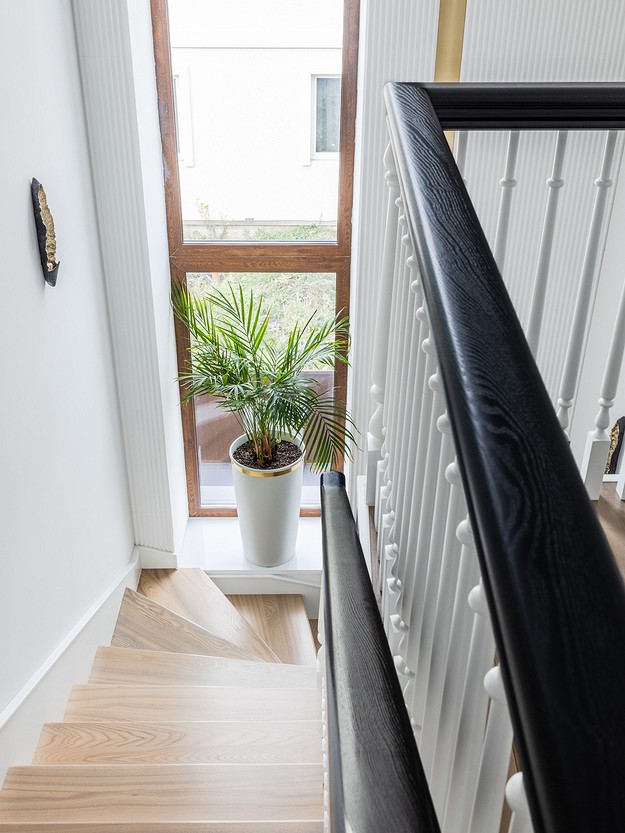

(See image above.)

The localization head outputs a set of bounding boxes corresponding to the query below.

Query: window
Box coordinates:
[171,65,194,166]
[314,76,341,155]
[152,0,359,516]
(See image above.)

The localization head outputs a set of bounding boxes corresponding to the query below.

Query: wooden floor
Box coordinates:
[226,595,317,666]
[0,573,322,830]
[595,482,625,579]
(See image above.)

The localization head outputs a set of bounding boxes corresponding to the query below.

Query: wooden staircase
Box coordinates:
[0,569,323,831]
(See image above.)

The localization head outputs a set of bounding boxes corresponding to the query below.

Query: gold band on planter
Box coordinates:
[232,456,304,478]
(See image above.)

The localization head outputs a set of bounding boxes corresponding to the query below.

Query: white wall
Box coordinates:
[0,0,134,718]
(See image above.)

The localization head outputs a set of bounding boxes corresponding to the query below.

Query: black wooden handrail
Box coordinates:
[320,471,440,833]
[418,82,625,129]
[384,82,625,833]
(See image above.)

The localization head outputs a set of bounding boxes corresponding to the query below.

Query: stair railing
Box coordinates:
[358,84,625,833]
[319,471,441,833]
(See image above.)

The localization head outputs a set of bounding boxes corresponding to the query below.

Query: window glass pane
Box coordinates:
[167,0,343,243]
[186,271,337,507]
[315,77,341,153]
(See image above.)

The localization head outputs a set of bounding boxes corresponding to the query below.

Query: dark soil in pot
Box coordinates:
[233,439,303,471]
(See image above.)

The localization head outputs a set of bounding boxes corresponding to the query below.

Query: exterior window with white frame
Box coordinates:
[314,75,341,156]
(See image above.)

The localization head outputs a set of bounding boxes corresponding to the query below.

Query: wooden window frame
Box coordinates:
[151,0,360,517]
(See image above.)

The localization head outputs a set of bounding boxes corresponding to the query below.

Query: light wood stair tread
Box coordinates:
[137,570,279,663]
[34,719,322,765]
[64,685,322,722]
[89,647,318,688]
[226,595,317,666]
[0,823,323,832]
[0,764,323,823]
[111,589,268,662]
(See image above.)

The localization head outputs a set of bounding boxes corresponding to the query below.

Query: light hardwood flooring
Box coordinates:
[0,764,323,823]
[34,720,323,765]
[0,824,323,832]
[595,482,625,579]
[112,589,269,661]
[226,595,318,666]
[0,577,324,829]
[64,684,322,723]
[138,570,278,662]
[89,646,317,688]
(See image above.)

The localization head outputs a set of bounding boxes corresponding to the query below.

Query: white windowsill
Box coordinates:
[179,516,322,574]
[179,516,323,616]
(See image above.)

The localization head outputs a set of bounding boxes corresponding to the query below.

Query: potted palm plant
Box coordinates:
[172,281,357,566]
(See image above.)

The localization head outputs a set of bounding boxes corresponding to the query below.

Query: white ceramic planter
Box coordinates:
[229,435,304,567]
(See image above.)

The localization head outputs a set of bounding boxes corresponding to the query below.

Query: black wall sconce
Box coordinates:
[31,178,60,286]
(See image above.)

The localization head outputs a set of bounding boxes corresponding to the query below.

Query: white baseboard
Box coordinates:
[0,550,140,785]
[138,545,178,568]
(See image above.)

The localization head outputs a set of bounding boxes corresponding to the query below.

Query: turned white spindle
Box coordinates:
[385,276,425,641]
[557,130,618,433]
[375,203,405,534]
[526,130,568,355]
[376,212,411,547]
[397,368,447,705]
[425,518,480,799]
[386,250,420,561]
[367,144,399,504]
[466,666,515,833]
[505,773,533,833]
[394,270,426,554]
[493,131,520,273]
[442,581,496,833]
[406,410,456,680]
[390,257,422,550]
[379,236,418,609]
[387,317,437,655]
[581,274,625,499]
[416,472,467,765]
[316,594,329,833]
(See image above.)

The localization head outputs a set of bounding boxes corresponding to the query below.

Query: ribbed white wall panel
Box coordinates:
[71,0,181,554]
[462,0,625,83]
[348,0,440,497]
[458,0,625,429]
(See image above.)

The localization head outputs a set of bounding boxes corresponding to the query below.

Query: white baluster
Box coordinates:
[367,144,399,505]
[397,367,447,705]
[526,131,568,355]
[385,250,420,573]
[316,593,329,832]
[424,518,480,799]
[581,274,625,499]
[442,581,496,833]
[467,666,515,833]
[379,230,416,609]
[385,289,425,638]
[505,772,533,833]
[387,312,436,660]
[557,130,618,434]
[493,131,520,273]
[374,196,404,534]
[411,425,465,734]
[374,204,404,534]
[377,209,410,539]
[390,256,422,553]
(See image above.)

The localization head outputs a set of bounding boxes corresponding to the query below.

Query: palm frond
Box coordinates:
[171,282,358,468]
